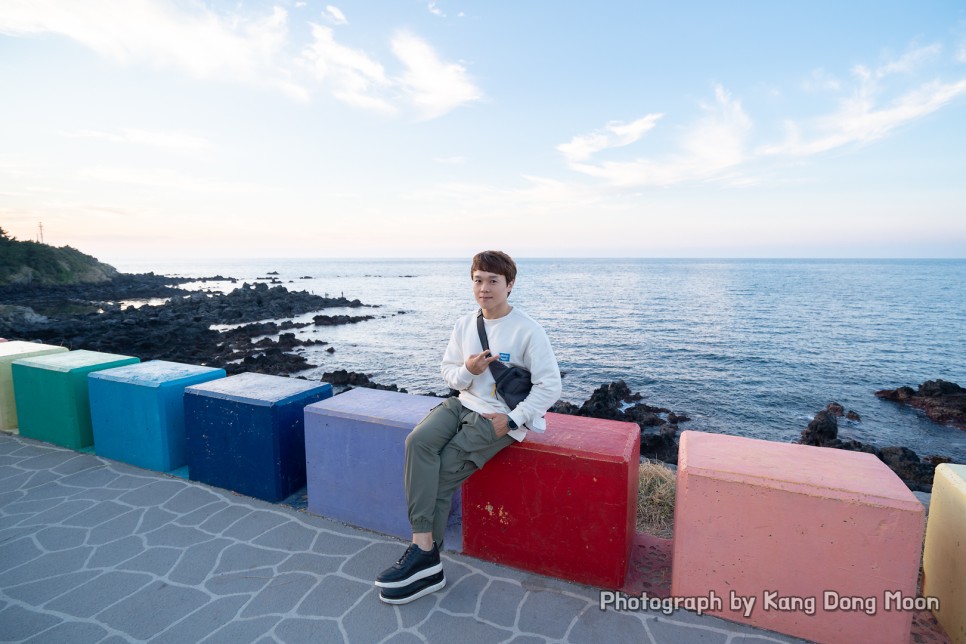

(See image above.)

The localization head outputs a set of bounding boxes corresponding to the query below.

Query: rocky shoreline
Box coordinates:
[1,271,958,492]
[0,273,376,376]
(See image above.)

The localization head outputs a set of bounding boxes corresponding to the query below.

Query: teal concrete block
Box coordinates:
[12,350,140,449]
[0,341,69,430]
[89,361,226,472]
[184,373,333,502]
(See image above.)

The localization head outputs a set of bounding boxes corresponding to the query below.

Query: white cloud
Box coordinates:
[684,86,753,167]
[300,27,480,118]
[302,24,395,113]
[391,31,482,119]
[557,115,663,163]
[427,2,445,17]
[875,43,941,78]
[761,71,966,157]
[0,0,308,101]
[63,128,212,152]
[0,2,480,119]
[435,156,467,164]
[564,85,752,187]
[560,45,966,189]
[323,5,347,25]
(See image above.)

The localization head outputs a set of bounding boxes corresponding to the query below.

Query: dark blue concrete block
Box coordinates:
[305,388,463,549]
[184,373,332,502]
[89,361,226,472]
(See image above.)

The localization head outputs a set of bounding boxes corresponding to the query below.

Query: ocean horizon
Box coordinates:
[109,257,966,464]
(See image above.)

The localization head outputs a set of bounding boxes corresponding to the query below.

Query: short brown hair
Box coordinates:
[471,250,517,285]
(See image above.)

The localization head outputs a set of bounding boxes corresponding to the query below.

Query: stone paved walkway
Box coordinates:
[0,433,810,643]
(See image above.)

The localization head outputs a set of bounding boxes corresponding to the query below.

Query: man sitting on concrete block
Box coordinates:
[375,250,562,605]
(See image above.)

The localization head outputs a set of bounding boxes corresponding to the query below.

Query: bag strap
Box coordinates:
[476,310,506,381]
[476,309,490,352]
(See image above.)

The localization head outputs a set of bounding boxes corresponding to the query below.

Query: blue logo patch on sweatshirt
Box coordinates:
[499,353,510,362]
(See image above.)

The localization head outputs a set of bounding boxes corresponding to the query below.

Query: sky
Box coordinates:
[1,1,966,262]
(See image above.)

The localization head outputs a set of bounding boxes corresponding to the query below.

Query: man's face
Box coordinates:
[472,270,514,312]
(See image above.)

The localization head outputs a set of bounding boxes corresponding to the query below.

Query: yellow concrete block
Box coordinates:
[922,463,966,644]
[0,341,69,430]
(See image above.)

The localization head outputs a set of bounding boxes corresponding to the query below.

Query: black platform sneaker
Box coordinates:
[375,542,442,589]
[379,571,446,605]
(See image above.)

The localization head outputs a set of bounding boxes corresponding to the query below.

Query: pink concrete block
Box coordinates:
[463,412,639,589]
[671,431,925,644]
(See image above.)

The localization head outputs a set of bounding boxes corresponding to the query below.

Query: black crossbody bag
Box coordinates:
[476,310,533,410]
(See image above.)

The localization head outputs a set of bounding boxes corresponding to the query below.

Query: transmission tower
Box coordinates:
[37,221,44,243]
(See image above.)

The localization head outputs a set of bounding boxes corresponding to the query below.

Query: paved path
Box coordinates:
[0,433,809,643]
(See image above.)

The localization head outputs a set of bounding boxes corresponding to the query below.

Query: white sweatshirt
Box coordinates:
[440,307,562,442]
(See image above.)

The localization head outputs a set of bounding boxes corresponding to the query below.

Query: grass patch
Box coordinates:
[637,460,676,538]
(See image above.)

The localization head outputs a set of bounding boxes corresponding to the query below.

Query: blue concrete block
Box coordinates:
[184,373,332,502]
[304,388,463,549]
[88,361,226,472]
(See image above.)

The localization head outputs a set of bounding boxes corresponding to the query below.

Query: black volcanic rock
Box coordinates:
[550,380,688,465]
[798,405,941,492]
[640,426,679,463]
[576,380,641,420]
[313,314,376,326]
[321,369,406,393]
[800,410,839,446]
[876,380,966,429]
[878,447,936,490]
[625,406,665,427]
[322,369,373,387]
[549,400,580,415]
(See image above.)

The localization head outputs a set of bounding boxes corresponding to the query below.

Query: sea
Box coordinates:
[111,258,966,464]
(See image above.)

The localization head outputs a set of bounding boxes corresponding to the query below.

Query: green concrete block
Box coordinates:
[0,341,69,430]
[12,350,140,449]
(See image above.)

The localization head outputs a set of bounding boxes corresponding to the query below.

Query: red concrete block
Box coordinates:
[672,430,925,644]
[462,412,639,589]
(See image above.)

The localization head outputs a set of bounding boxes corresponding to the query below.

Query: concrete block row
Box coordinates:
[4,339,961,643]
[0,341,332,503]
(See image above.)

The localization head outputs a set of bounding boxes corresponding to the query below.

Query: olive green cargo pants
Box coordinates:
[405,397,515,545]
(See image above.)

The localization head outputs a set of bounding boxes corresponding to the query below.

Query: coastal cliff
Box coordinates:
[0,228,118,286]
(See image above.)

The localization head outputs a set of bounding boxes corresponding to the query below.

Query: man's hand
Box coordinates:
[482,412,511,437]
[465,350,499,375]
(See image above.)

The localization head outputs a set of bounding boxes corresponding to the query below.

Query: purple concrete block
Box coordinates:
[304,388,465,549]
